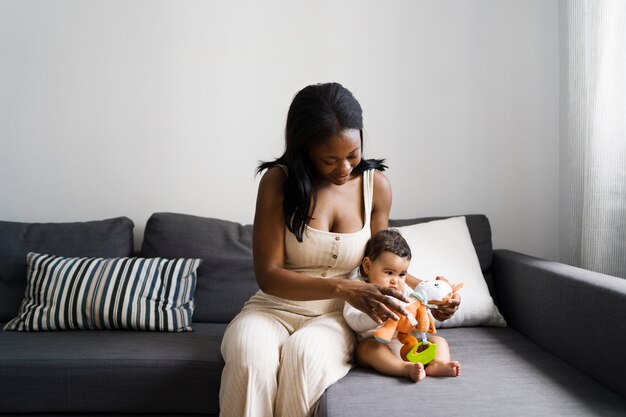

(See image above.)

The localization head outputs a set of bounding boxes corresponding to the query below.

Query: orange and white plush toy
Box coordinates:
[374,276,463,363]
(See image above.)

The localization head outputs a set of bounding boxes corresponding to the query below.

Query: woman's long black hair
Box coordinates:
[257,82,387,242]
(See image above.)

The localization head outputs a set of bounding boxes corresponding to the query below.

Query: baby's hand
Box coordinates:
[432,291,460,321]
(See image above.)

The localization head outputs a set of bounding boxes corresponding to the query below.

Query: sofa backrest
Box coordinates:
[140,212,257,324]
[0,213,494,326]
[389,214,496,302]
[0,217,134,323]
[140,212,495,324]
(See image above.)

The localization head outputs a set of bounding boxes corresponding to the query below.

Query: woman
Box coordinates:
[219,82,459,417]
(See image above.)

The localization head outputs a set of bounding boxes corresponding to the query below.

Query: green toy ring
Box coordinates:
[405,341,437,365]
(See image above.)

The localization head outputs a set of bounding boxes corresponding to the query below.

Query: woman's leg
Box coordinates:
[219,309,292,417]
[274,311,356,417]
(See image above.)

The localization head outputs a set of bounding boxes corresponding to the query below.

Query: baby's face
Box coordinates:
[363,251,410,291]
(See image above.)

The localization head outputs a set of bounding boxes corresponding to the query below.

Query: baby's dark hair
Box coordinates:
[363,229,412,263]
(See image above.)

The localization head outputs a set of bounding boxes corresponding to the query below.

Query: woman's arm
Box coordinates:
[253,167,332,300]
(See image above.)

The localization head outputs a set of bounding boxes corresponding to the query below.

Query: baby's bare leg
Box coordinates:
[356,339,425,382]
[425,335,461,377]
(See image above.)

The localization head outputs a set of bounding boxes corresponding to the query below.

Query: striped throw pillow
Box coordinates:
[3,253,201,332]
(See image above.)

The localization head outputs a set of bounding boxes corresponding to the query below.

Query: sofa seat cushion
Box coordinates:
[319,327,626,417]
[0,323,225,414]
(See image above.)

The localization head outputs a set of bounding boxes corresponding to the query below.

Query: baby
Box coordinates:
[343,229,461,382]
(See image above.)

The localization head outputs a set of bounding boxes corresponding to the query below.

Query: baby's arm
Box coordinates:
[343,302,379,334]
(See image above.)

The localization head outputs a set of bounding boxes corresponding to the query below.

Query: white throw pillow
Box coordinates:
[395,216,506,328]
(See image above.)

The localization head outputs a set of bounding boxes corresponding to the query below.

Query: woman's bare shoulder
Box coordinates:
[373,169,392,195]
[370,169,392,233]
[258,165,287,190]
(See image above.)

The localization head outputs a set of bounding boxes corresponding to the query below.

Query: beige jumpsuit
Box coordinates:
[219,169,375,417]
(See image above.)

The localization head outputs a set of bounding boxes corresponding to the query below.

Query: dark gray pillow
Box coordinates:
[140,212,258,324]
[389,214,497,303]
[0,217,134,322]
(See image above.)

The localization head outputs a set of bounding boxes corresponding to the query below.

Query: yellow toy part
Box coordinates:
[398,332,437,365]
[405,341,437,365]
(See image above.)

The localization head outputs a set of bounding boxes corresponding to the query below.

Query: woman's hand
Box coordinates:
[431,291,461,322]
[341,279,410,325]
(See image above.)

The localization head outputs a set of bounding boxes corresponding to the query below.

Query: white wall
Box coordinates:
[0,0,560,259]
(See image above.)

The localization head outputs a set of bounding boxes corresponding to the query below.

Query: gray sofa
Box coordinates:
[1,212,625,416]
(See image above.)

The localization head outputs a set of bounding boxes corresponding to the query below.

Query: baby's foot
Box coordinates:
[403,362,426,382]
[425,360,461,377]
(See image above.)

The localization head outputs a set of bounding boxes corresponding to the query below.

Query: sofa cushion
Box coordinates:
[0,217,134,323]
[0,322,225,414]
[394,216,505,328]
[3,253,200,332]
[319,327,626,417]
[140,212,258,323]
[389,214,497,302]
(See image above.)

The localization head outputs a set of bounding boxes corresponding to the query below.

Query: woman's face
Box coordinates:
[308,129,362,186]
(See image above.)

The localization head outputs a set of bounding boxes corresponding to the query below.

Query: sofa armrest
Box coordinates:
[493,249,626,398]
